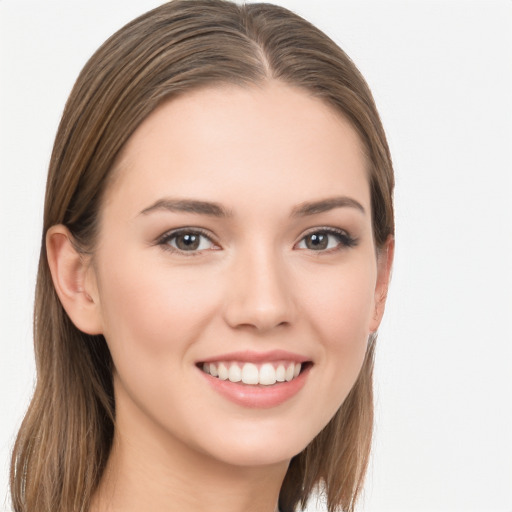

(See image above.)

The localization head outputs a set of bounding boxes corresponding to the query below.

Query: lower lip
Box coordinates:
[199,366,311,408]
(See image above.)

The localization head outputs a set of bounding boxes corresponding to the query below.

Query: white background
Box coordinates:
[1,1,511,511]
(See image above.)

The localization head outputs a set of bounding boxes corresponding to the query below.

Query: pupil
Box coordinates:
[307,233,327,250]
[177,233,199,250]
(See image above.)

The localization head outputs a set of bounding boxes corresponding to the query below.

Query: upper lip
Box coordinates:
[198,350,310,364]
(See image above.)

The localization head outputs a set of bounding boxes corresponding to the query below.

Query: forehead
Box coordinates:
[105,82,370,217]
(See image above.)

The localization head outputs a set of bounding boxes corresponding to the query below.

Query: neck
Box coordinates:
[90,397,288,512]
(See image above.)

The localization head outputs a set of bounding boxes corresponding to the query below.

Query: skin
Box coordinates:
[47,82,393,512]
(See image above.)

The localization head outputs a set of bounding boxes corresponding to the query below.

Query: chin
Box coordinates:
[188,413,323,469]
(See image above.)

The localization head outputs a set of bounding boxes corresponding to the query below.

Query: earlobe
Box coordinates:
[369,235,395,333]
[46,225,103,335]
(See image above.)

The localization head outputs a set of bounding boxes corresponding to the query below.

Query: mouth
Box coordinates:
[198,360,310,386]
[196,350,313,407]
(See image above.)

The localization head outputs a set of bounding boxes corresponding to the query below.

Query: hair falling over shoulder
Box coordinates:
[10,1,394,511]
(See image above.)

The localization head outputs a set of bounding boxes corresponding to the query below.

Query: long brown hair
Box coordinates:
[10,1,394,511]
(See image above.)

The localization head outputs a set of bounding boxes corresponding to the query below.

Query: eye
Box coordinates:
[296,228,357,252]
[157,229,218,254]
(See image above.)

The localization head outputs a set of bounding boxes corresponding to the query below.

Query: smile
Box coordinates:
[197,350,312,408]
[201,361,302,386]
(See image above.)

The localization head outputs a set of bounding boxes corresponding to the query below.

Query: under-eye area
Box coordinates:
[198,361,313,386]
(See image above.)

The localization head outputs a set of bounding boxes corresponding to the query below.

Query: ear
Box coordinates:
[46,225,103,335]
[369,235,394,333]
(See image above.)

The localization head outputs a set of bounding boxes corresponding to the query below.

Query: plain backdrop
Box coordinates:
[1,1,511,511]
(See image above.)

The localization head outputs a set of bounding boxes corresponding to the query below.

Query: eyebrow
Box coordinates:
[139,198,231,217]
[139,195,365,218]
[291,196,366,217]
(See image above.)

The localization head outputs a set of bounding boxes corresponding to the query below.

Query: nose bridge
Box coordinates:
[223,240,295,332]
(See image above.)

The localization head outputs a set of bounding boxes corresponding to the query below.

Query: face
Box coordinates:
[87,82,390,469]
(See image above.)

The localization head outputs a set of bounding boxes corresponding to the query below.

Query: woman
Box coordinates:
[10,1,394,511]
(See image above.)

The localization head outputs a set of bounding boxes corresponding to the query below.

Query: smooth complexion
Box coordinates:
[47,82,393,512]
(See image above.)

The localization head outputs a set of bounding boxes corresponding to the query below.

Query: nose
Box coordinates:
[223,245,296,333]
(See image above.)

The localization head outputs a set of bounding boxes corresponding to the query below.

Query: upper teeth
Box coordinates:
[202,361,301,386]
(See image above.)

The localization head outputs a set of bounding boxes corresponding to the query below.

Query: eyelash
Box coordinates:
[296,227,358,253]
[156,228,218,256]
[156,227,358,256]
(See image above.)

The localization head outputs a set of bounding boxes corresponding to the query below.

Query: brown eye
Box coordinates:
[159,229,216,253]
[304,233,329,250]
[175,233,201,251]
[297,229,357,252]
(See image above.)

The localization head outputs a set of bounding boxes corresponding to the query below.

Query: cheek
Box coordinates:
[328,263,376,369]
[96,254,222,363]
[296,259,376,421]
[300,257,377,341]
[94,256,225,434]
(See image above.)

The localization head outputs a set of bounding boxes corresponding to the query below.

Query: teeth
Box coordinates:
[276,364,286,382]
[202,361,303,386]
[218,362,229,380]
[259,363,276,386]
[242,363,259,384]
[285,363,294,382]
[228,364,242,383]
